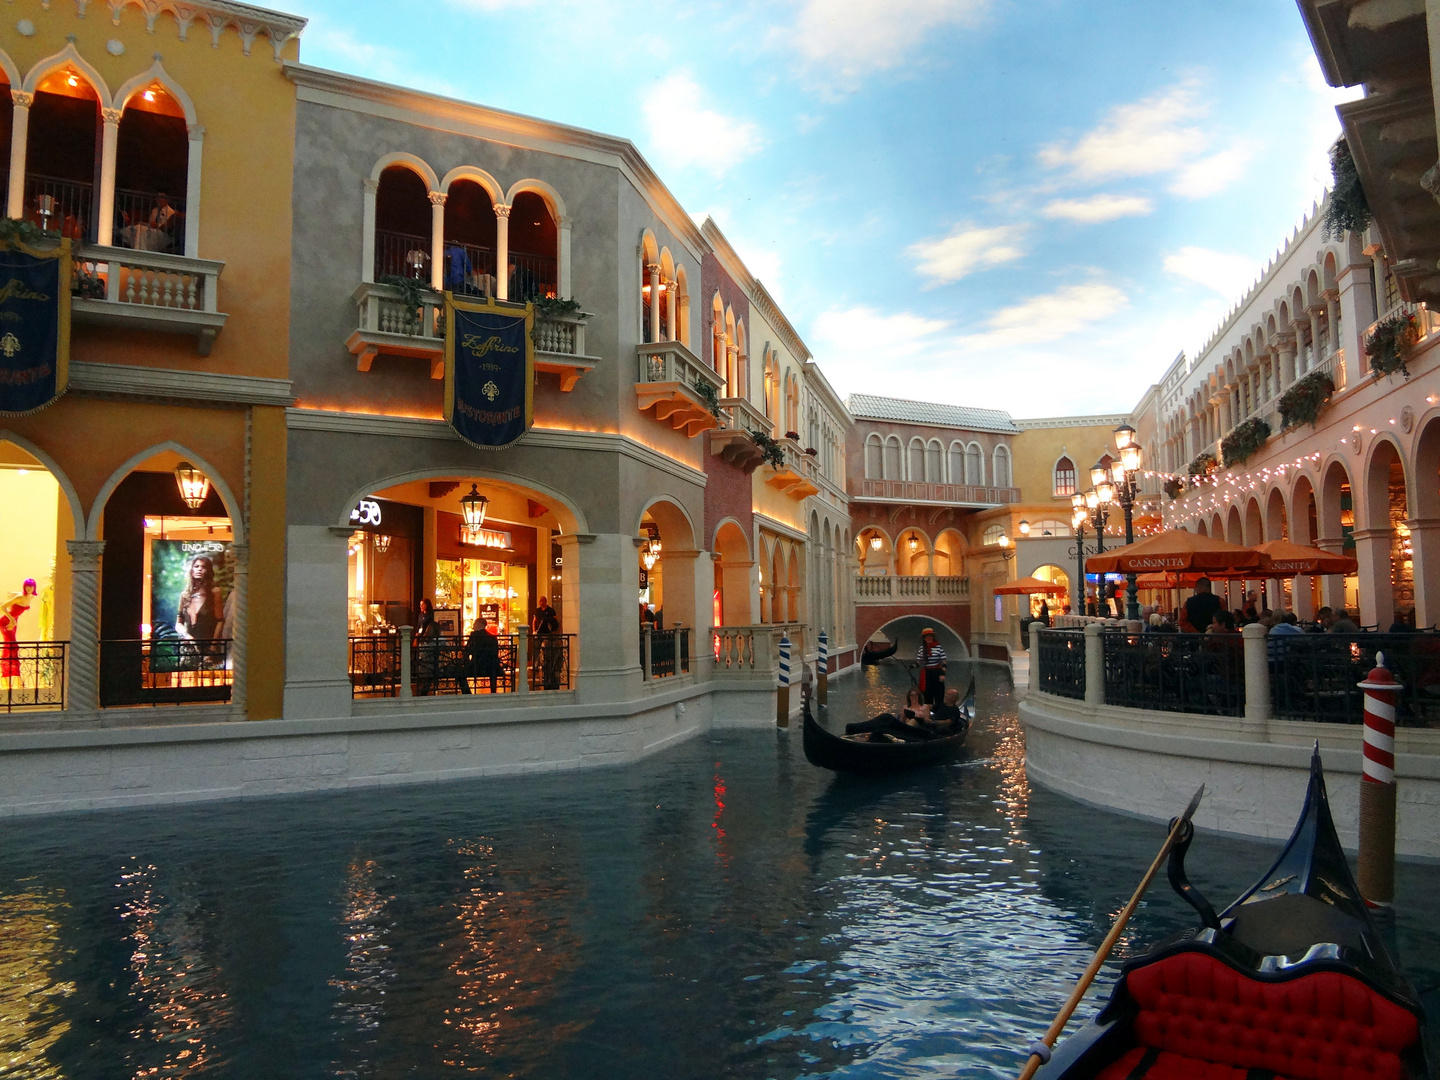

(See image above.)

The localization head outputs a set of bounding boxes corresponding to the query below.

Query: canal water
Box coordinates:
[1,663,1436,1078]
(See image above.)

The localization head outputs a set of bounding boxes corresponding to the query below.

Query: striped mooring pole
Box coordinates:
[776,633,791,728]
[1358,653,1401,907]
[817,629,829,706]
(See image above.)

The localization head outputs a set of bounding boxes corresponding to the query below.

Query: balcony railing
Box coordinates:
[847,477,1020,505]
[635,341,724,436]
[762,439,820,501]
[710,397,772,472]
[0,641,66,713]
[348,633,574,698]
[25,174,95,241]
[99,638,232,708]
[641,628,691,680]
[854,574,969,602]
[1036,629,1084,700]
[71,245,227,355]
[346,283,597,388]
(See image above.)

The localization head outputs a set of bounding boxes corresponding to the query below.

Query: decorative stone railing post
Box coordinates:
[1029,620,1042,671]
[516,627,530,694]
[1083,622,1104,706]
[1241,622,1271,724]
[398,626,413,698]
[642,627,652,680]
[65,540,104,714]
[228,541,249,713]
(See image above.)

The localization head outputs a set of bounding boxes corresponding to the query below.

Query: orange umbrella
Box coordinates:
[1135,571,1202,589]
[1086,529,1268,575]
[994,576,1069,595]
[1228,539,1356,578]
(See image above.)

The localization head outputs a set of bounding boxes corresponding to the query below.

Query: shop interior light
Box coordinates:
[1113,423,1136,451]
[460,484,489,529]
[173,461,210,510]
[373,534,391,553]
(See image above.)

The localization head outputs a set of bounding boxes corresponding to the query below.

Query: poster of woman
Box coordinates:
[150,540,233,640]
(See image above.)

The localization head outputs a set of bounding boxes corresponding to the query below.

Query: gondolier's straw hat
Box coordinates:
[921,627,935,635]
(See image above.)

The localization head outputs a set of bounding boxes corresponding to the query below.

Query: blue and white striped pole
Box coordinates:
[817,629,829,706]
[777,633,791,728]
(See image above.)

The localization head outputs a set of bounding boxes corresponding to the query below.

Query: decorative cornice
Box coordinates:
[1012,414,1131,430]
[285,410,709,488]
[102,1,305,60]
[283,62,706,262]
[70,362,294,406]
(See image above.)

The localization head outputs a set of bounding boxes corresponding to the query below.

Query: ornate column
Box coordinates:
[664,278,677,343]
[1407,517,1440,629]
[1307,308,1323,372]
[1314,536,1348,612]
[7,91,32,219]
[1351,527,1395,629]
[65,540,104,714]
[494,203,511,300]
[646,262,661,344]
[228,541,249,713]
[428,190,447,292]
[97,107,122,247]
[1277,333,1297,391]
[360,177,379,283]
[725,342,739,396]
[557,214,572,299]
[184,124,204,257]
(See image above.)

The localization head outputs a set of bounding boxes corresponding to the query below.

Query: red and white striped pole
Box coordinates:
[1357,653,1401,908]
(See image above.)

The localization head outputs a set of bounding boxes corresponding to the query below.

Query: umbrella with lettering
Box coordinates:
[1086,529,1268,576]
[994,576,1070,595]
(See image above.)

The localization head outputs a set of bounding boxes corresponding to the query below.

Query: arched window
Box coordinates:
[925,440,942,482]
[882,436,901,479]
[907,439,924,481]
[965,444,984,485]
[993,445,1012,487]
[948,442,964,484]
[864,434,882,478]
[1054,456,1077,497]
[26,66,102,242]
[981,524,1005,546]
[507,190,557,300]
[442,178,498,292]
[375,165,432,280]
[115,82,189,252]
[1029,519,1071,537]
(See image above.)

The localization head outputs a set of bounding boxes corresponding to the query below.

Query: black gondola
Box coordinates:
[1037,747,1430,1080]
[861,639,899,665]
[801,677,973,774]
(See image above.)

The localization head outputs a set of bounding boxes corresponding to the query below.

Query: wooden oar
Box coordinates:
[1017,784,1205,1080]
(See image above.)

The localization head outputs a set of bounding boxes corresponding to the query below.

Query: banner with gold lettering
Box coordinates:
[443,295,533,449]
[0,238,70,415]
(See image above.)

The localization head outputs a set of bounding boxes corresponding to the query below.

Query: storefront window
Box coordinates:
[435,557,528,635]
[141,515,234,639]
[346,498,421,634]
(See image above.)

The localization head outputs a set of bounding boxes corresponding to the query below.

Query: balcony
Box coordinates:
[72,245,227,355]
[763,439,820,501]
[635,341,725,436]
[847,477,1020,506]
[710,396,772,473]
[346,282,598,388]
[854,574,969,604]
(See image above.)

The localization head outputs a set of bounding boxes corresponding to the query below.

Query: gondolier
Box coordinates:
[916,627,946,705]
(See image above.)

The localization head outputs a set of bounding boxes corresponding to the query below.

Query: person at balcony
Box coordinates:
[443,242,474,294]
[0,580,37,680]
[149,192,176,232]
[460,618,501,694]
[1182,577,1222,633]
[916,628,946,705]
[177,557,224,641]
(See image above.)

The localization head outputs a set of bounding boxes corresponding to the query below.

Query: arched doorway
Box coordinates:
[1320,459,1357,616]
[1032,565,1069,618]
[713,520,754,627]
[895,528,930,576]
[442,178,498,292]
[507,190,558,300]
[1362,439,1408,629]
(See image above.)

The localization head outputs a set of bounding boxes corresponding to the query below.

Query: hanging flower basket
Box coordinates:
[1163,476,1185,500]
[748,430,786,468]
[1220,417,1271,467]
[1276,370,1335,429]
[1365,310,1419,380]
[1322,138,1372,241]
[1187,452,1217,479]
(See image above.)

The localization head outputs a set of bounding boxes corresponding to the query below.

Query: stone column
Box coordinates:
[228,541,249,713]
[1083,622,1103,706]
[6,91,31,220]
[1242,622,1272,725]
[360,177,379,282]
[646,262,661,344]
[494,203,511,300]
[282,525,355,720]
[572,532,636,702]
[1308,309,1323,372]
[184,124,204,257]
[1315,536,1348,612]
[1292,576,1316,620]
[664,278,677,343]
[555,532,591,680]
[65,540,104,714]
[557,214,572,299]
[1351,527,1395,630]
[1338,264,1376,388]
[97,107,122,247]
[1277,333,1297,391]
[1408,517,1440,629]
[725,342,739,396]
[428,191,447,292]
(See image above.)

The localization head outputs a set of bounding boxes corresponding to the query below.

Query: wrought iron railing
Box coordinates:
[525,634,573,692]
[1100,630,1243,717]
[443,239,497,293]
[25,174,95,241]
[99,638,232,707]
[375,229,430,280]
[507,250,557,301]
[350,633,573,698]
[1036,629,1085,700]
[642,628,691,680]
[349,634,401,698]
[0,641,66,713]
[1271,633,1440,726]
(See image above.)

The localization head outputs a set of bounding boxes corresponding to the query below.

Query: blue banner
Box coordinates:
[0,240,70,415]
[444,296,533,449]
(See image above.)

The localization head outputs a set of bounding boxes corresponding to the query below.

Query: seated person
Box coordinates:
[925,687,967,731]
[846,689,940,742]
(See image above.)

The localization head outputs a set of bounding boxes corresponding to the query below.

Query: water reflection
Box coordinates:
[0,885,73,1078]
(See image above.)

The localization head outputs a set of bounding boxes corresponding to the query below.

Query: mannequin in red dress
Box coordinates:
[0,579,38,679]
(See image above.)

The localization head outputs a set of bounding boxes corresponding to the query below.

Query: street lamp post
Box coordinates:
[1081,478,1111,616]
[1111,425,1144,621]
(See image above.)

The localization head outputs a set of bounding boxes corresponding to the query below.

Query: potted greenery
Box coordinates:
[378,274,438,336]
[532,296,586,320]
[1323,138,1371,240]
[72,265,106,299]
[691,376,724,419]
[803,446,818,456]
[1163,476,1185,500]
[748,430,786,468]
[1187,452,1217,479]
[1365,310,1419,380]
[1220,417,1271,467]
[1276,370,1335,429]
[785,430,800,441]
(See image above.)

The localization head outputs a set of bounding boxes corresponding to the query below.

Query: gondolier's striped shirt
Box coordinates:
[916,643,946,668]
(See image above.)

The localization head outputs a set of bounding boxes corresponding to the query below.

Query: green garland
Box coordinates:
[748,429,786,468]
[1221,417,1271,467]
[1276,370,1335,429]
[691,376,723,418]
[532,296,585,320]
[1163,476,1185,500]
[378,274,438,336]
[0,219,57,248]
[1323,138,1371,240]
[1365,310,1418,380]
[1187,452,1217,479]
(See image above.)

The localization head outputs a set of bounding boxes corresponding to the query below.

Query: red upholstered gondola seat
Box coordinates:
[1094,951,1419,1080]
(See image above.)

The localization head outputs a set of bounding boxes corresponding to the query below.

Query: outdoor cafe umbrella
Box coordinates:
[1086,529,1268,576]
[1219,538,1357,578]
[994,576,1070,595]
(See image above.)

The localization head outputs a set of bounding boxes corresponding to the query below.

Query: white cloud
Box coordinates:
[642,72,762,175]
[907,223,1026,285]
[779,0,989,93]
[1039,86,1204,180]
[1163,246,1261,298]
[1169,145,1252,198]
[961,283,1129,348]
[303,19,461,98]
[1041,194,1154,223]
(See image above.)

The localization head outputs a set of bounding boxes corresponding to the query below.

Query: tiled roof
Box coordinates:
[845,394,1019,433]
